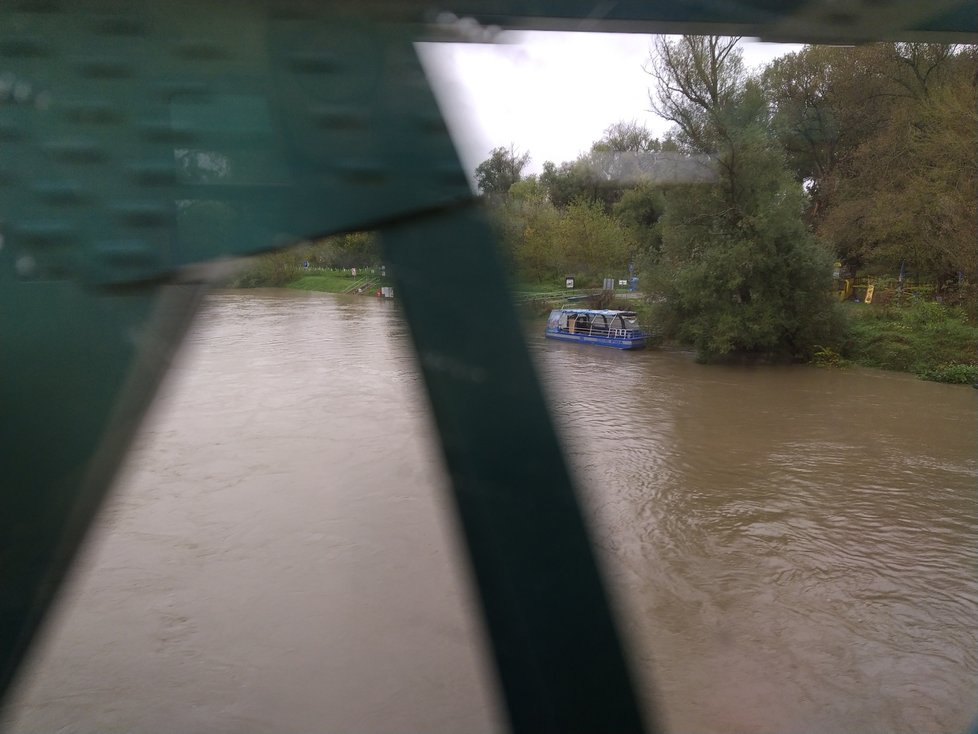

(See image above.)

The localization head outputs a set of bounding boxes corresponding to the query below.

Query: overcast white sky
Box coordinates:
[418,33,803,176]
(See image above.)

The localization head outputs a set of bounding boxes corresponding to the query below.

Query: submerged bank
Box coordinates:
[832,301,978,384]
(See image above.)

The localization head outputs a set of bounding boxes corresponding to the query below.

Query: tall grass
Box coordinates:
[841,300,977,382]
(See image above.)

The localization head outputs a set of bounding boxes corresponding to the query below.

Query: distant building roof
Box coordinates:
[586,151,718,185]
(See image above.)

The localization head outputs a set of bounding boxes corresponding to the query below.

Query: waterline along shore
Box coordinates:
[227,262,978,385]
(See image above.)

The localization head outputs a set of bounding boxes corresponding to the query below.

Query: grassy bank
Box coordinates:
[232,262,974,384]
[229,264,385,294]
[288,271,381,293]
[827,301,978,384]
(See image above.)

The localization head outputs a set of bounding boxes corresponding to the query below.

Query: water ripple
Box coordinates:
[532,332,978,733]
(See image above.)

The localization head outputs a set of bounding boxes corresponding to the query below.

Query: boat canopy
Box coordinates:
[549,308,642,334]
[554,309,638,317]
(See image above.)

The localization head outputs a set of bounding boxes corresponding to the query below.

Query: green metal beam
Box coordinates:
[431,0,978,43]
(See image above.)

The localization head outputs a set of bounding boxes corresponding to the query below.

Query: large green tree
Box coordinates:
[762,42,975,282]
[540,158,605,209]
[493,187,635,284]
[591,120,661,153]
[654,131,838,360]
[492,177,562,282]
[475,145,530,197]
[816,44,977,279]
[646,36,839,360]
[554,199,635,279]
[540,122,666,210]
[613,184,667,263]
[761,46,841,223]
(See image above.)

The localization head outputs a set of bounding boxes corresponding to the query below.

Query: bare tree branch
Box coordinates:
[644,35,743,152]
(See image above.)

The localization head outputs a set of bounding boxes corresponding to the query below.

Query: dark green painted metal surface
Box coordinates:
[443,0,978,42]
[1,1,975,731]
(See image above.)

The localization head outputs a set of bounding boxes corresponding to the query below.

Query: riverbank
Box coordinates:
[288,272,385,294]
[828,301,978,384]
[230,267,389,295]
[228,266,976,384]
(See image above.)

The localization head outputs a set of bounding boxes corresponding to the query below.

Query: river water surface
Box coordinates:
[4,291,976,733]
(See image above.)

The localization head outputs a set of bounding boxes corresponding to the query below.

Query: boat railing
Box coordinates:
[565,323,642,339]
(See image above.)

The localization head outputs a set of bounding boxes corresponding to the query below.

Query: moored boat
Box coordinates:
[545,308,647,350]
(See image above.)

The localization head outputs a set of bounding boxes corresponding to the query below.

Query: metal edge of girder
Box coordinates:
[422,0,978,43]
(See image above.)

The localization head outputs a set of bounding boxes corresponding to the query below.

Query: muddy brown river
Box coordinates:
[3,291,976,733]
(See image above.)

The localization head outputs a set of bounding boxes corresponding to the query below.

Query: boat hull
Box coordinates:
[545,329,646,350]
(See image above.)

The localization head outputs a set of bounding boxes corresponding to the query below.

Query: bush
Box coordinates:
[226,232,380,288]
[842,300,978,376]
[917,363,978,385]
[228,251,300,288]
[811,345,847,367]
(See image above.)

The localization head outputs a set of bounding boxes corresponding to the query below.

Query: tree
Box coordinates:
[540,158,606,209]
[761,43,962,234]
[491,176,562,281]
[554,200,634,280]
[491,186,636,284]
[644,35,745,152]
[760,42,976,283]
[588,122,667,195]
[886,43,957,100]
[762,45,841,221]
[475,145,530,197]
[508,174,542,203]
[818,47,977,280]
[613,184,666,263]
[646,36,839,360]
[653,132,838,360]
[514,200,562,283]
[540,122,667,212]
[590,121,660,153]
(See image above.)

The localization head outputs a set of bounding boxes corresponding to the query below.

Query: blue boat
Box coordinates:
[545,308,648,350]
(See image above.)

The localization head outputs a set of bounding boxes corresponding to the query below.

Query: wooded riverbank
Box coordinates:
[227,263,977,385]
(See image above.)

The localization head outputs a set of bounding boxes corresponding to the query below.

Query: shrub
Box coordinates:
[811,345,847,367]
[917,363,978,385]
[842,299,977,376]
